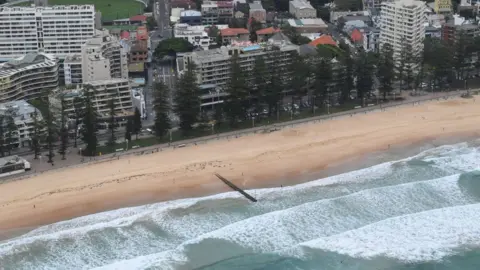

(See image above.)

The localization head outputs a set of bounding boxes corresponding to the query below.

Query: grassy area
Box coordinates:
[96,102,361,156]
[15,0,144,22]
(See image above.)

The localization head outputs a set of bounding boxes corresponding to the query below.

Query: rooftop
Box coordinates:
[249,2,264,10]
[309,35,337,47]
[0,53,57,79]
[290,0,314,9]
[256,27,281,35]
[383,0,425,8]
[288,18,327,27]
[0,100,42,123]
[84,78,130,87]
[180,10,202,17]
[350,28,363,42]
[221,28,249,36]
[0,5,94,12]
[130,15,147,22]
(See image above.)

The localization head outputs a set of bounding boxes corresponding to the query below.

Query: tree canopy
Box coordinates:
[154,38,194,60]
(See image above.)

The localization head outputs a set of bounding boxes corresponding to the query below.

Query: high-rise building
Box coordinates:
[0,5,95,60]
[379,0,425,67]
[64,30,128,85]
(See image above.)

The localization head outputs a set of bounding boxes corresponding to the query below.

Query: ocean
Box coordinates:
[1,142,480,270]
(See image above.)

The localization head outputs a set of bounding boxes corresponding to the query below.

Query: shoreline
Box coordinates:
[0,97,479,241]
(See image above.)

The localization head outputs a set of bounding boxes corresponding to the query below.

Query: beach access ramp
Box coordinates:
[214,173,257,202]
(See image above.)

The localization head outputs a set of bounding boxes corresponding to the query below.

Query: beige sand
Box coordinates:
[0,97,479,235]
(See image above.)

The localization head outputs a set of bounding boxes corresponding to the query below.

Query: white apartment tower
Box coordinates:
[0,5,95,60]
[379,0,425,68]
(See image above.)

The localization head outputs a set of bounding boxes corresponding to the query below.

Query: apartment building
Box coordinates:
[201,1,234,25]
[179,36,299,107]
[179,10,202,25]
[442,22,480,45]
[64,30,128,85]
[289,0,317,19]
[0,5,95,60]
[434,0,452,14]
[249,1,266,23]
[49,78,134,122]
[0,100,44,148]
[0,53,58,103]
[174,23,211,50]
[379,0,425,68]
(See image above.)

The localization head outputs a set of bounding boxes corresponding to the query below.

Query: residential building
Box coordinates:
[201,1,234,25]
[361,27,380,52]
[49,79,134,124]
[174,24,212,50]
[379,0,426,67]
[434,0,452,14]
[179,34,299,107]
[64,54,83,85]
[249,1,266,23]
[289,0,316,19]
[0,53,58,102]
[129,40,149,70]
[0,100,44,147]
[65,30,128,85]
[171,0,197,9]
[363,0,385,10]
[256,27,281,42]
[309,35,337,47]
[180,10,202,25]
[113,15,147,26]
[0,5,95,60]
[287,18,328,33]
[220,28,249,45]
[426,26,442,38]
[442,22,480,45]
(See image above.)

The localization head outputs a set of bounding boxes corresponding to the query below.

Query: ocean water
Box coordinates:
[1,142,480,270]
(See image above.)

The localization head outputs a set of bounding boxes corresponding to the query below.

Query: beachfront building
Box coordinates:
[289,0,317,19]
[49,79,134,129]
[0,100,44,148]
[0,5,95,60]
[379,0,426,68]
[178,34,299,107]
[0,53,59,103]
[63,30,129,86]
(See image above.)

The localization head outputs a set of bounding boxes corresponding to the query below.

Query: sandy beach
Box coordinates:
[0,97,479,237]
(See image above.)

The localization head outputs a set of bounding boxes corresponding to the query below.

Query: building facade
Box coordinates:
[179,10,202,25]
[249,1,266,23]
[289,0,317,19]
[0,5,95,60]
[379,0,425,67]
[0,100,44,147]
[179,37,299,107]
[201,1,234,25]
[174,23,212,50]
[0,53,58,103]
[434,0,452,14]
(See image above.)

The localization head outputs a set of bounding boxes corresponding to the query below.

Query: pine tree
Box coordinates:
[356,52,375,104]
[81,85,98,156]
[45,102,56,163]
[73,97,82,148]
[252,55,268,114]
[339,49,355,104]
[107,98,117,151]
[133,107,142,139]
[377,43,395,100]
[153,81,171,137]
[313,57,332,110]
[225,54,249,126]
[125,117,133,142]
[174,60,200,136]
[0,116,5,157]
[264,47,284,116]
[58,96,68,160]
[31,108,43,160]
[289,52,309,112]
[5,110,17,156]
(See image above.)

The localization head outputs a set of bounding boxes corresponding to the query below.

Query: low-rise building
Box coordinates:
[0,100,44,148]
[174,23,212,50]
[220,28,250,45]
[256,27,281,42]
[361,27,380,52]
[0,53,59,103]
[249,1,266,23]
[180,10,202,25]
[287,18,328,33]
[289,0,317,19]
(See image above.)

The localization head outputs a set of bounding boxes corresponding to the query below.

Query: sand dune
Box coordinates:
[0,97,479,235]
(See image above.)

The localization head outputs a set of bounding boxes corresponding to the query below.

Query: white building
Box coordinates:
[0,100,44,148]
[379,0,426,67]
[64,30,128,85]
[174,24,211,50]
[0,5,95,60]
[289,0,317,19]
[362,27,380,52]
[0,53,59,103]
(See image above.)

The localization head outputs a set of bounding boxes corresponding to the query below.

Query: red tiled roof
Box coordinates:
[120,30,130,40]
[351,28,363,42]
[130,15,147,22]
[309,35,337,47]
[221,28,249,36]
[256,27,281,35]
